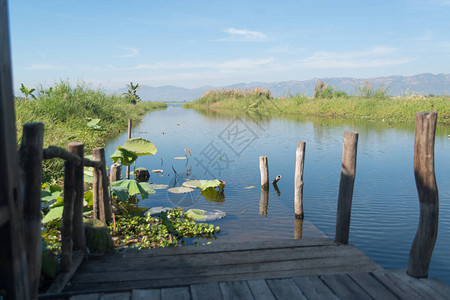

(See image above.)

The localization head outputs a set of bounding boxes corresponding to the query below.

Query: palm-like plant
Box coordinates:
[20,83,36,101]
[123,82,142,104]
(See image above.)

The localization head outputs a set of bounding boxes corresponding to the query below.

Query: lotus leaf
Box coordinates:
[145,206,173,217]
[168,186,194,194]
[201,187,225,203]
[110,148,138,166]
[110,180,149,200]
[142,183,169,190]
[119,138,157,156]
[136,182,157,195]
[42,206,64,223]
[183,179,225,191]
[185,209,226,221]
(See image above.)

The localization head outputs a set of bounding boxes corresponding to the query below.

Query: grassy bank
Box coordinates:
[15,82,167,181]
[184,88,450,125]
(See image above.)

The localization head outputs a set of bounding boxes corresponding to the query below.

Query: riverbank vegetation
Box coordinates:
[15,82,167,181]
[184,83,449,125]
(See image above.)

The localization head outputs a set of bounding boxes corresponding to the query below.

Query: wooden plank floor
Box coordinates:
[39,237,450,299]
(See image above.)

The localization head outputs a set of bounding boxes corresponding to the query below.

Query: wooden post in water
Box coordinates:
[126,119,132,179]
[61,145,77,272]
[259,156,269,190]
[19,123,44,299]
[93,147,112,223]
[294,218,304,240]
[407,111,439,278]
[110,163,122,182]
[335,131,358,245]
[69,142,86,252]
[259,188,269,216]
[294,141,306,219]
[0,0,30,297]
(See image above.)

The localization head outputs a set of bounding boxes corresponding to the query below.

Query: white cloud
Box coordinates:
[26,63,64,70]
[117,47,139,58]
[299,46,410,69]
[217,28,268,42]
[218,58,273,69]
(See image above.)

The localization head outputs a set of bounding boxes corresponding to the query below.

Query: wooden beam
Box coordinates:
[407,111,439,278]
[335,131,358,245]
[19,123,44,299]
[0,0,30,298]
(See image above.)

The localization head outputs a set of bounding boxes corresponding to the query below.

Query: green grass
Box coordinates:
[15,82,167,181]
[185,89,450,125]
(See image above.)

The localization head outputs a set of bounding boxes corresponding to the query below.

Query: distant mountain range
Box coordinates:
[116,73,450,102]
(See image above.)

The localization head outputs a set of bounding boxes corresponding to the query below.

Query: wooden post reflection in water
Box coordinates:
[259,187,269,216]
[294,218,304,239]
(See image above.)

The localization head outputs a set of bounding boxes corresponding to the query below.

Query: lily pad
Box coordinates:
[168,186,194,194]
[136,182,157,194]
[185,209,226,221]
[183,179,225,191]
[145,183,169,190]
[182,180,209,189]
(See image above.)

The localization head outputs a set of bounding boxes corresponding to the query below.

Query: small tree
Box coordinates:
[20,83,36,101]
[313,81,334,99]
[123,82,142,104]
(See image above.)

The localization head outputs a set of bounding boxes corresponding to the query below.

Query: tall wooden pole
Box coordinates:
[0,0,30,298]
[19,123,44,299]
[294,141,306,219]
[93,147,112,223]
[259,156,269,190]
[407,111,439,278]
[335,131,358,244]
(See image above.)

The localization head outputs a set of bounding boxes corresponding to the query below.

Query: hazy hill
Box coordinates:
[116,73,450,102]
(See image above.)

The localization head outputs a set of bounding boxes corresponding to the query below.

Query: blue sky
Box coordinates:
[8,0,450,92]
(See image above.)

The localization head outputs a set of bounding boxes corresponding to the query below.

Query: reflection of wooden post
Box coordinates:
[20,123,44,299]
[110,163,122,182]
[294,218,304,240]
[408,111,439,278]
[294,142,306,219]
[126,119,132,179]
[335,132,358,245]
[93,148,112,223]
[259,188,269,216]
[259,156,269,190]
[70,142,86,253]
[273,182,281,196]
[0,3,30,298]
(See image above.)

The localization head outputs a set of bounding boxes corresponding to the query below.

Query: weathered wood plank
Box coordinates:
[408,111,439,278]
[190,282,223,300]
[132,288,161,300]
[259,156,269,190]
[70,293,101,300]
[77,244,373,273]
[370,271,424,299]
[347,272,397,300]
[92,148,112,223]
[292,275,339,299]
[320,273,371,300]
[266,278,307,299]
[47,251,84,294]
[161,286,190,300]
[246,279,275,300]
[294,141,306,219]
[99,292,130,300]
[385,270,447,300]
[84,238,335,259]
[220,281,253,300]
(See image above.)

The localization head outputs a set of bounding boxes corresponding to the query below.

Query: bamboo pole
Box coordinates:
[69,142,86,252]
[93,147,112,223]
[335,131,358,244]
[259,156,269,190]
[294,141,306,219]
[19,123,44,299]
[407,111,439,278]
[0,0,30,297]
[126,119,132,179]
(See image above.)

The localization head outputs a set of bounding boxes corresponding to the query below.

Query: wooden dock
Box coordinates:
[39,237,450,299]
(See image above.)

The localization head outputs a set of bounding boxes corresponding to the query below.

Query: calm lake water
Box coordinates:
[105,105,450,284]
